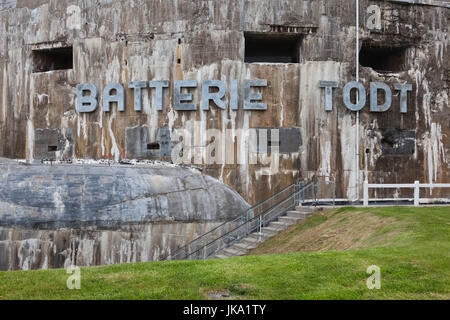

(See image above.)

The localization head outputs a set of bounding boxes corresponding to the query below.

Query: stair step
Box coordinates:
[248,233,270,241]
[262,226,280,234]
[241,236,262,245]
[262,231,278,237]
[269,221,291,229]
[278,216,302,223]
[228,245,249,254]
[214,254,229,259]
[233,242,257,250]
[286,211,309,218]
[223,247,245,256]
[211,206,318,259]
[295,206,316,213]
[220,250,234,257]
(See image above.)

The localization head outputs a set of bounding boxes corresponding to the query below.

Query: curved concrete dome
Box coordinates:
[0,160,250,229]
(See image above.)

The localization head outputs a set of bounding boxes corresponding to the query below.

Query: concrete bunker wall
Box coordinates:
[0,0,448,204]
[0,160,249,270]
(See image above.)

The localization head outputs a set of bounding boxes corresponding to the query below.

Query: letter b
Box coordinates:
[76,84,98,112]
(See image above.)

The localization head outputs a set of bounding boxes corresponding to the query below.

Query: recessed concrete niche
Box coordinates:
[255,128,302,154]
[380,129,416,156]
[34,128,62,159]
[126,126,173,159]
[32,47,73,73]
[359,43,408,73]
[245,32,302,63]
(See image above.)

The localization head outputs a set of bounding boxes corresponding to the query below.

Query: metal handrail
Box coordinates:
[185,189,298,260]
[229,192,299,257]
[295,176,336,206]
[166,177,320,261]
[163,182,298,261]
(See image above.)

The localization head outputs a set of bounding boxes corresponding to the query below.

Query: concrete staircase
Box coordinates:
[212,206,318,259]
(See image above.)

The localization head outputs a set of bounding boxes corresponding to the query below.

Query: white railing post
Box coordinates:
[359,181,448,206]
[259,216,262,234]
[414,181,420,206]
[363,179,369,207]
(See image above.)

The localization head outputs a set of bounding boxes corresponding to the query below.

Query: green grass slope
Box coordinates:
[0,206,449,300]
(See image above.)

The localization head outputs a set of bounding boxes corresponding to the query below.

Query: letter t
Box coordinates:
[319,80,339,111]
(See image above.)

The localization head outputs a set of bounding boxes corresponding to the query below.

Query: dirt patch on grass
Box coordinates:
[200,283,257,300]
[250,209,404,255]
[103,272,134,281]
[200,288,234,300]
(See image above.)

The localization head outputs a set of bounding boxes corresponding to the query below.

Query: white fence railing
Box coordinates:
[363,180,450,206]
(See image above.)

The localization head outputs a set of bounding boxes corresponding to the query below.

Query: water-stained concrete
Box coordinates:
[0,0,448,269]
[0,159,249,270]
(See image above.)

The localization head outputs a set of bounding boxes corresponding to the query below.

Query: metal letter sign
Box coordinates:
[76,79,268,113]
[370,82,392,112]
[102,83,125,112]
[150,80,169,111]
[343,81,366,111]
[244,79,268,110]
[174,80,198,111]
[319,80,412,113]
[76,84,98,112]
[202,80,227,110]
[319,81,339,111]
[394,83,413,114]
[128,81,147,111]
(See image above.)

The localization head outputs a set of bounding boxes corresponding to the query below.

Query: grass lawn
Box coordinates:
[0,206,448,300]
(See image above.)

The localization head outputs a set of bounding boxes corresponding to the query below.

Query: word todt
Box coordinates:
[319,81,412,113]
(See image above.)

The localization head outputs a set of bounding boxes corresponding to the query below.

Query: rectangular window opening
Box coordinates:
[48,145,58,152]
[32,47,73,73]
[359,43,407,73]
[380,129,415,156]
[147,143,160,150]
[245,32,301,63]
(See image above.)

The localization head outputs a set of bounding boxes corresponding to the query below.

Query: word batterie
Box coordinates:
[319,81,413,113]
[76,79,268,113]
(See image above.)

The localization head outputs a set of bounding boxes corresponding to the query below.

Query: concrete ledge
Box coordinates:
[388,0,450,9]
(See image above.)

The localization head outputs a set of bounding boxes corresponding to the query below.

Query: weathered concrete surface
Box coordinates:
[0,0,448,205]
[0,159,249,270]
[0,222,224,270]
[0,162,248,228]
